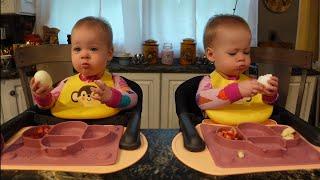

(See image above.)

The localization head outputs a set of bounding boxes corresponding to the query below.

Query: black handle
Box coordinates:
[9,90,16,96]
[179,112,205,152]
[119,111,141,150]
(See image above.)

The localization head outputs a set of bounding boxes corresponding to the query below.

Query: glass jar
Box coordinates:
[180,38,196,65]
[161,43,174,65]
[143,39,159,64]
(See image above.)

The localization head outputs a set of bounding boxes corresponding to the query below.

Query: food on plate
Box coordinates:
[27,126,51,139]
[237,150,245,158]
[217,127,241,140]
[281,127,296,140]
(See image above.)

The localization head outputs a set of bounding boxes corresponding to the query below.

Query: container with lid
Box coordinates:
[161,43,174,65]
[143,39,159,64]
[180,38,196,65]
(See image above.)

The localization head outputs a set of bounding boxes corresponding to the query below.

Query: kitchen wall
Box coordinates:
[258,0,299,46]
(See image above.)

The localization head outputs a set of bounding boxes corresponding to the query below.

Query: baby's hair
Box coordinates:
[72,16,113,47]
[203,14,250,50]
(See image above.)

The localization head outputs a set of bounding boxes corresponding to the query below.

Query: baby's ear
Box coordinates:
[206,47,215,62]
[106,46,114,61]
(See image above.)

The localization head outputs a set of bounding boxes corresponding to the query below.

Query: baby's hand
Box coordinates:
[91,80,112,103]
[238,79,264,98]
[30,77,52,98]
[260,76,278,97]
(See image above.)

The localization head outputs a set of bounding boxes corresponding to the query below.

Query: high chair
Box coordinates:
[173,48,320,175]
[1,44,143,150]
[175,47,319,152]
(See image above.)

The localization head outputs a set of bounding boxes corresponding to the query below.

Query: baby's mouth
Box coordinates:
[238,65,247,71]
[81,63,90,68]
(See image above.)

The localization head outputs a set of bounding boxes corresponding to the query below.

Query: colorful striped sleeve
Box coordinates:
[103,74,138,110]
[196,76,243,110]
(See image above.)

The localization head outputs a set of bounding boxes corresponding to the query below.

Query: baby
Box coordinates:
[196,14,279,125]
[30,16,138,119]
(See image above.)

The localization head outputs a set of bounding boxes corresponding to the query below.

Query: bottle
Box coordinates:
[161,43,174,65]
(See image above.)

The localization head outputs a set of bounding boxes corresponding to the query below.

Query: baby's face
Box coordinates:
[207,26,251,77]
[71,25,113,77]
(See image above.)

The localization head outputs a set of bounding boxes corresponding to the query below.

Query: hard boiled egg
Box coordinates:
[34,70,53,87]
[257,74,272,87]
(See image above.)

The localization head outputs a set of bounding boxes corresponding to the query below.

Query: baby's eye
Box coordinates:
[244,51,250,55]
[73,47,81,52]
[227,52,237,56]
[90,47,98,51]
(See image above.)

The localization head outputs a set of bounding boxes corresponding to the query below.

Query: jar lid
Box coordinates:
[144,39,158,45]
[182,38,195,44]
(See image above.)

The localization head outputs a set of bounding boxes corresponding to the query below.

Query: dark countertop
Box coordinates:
[1,60,319,80]
[1,129,319,179]
[108,59,214,73]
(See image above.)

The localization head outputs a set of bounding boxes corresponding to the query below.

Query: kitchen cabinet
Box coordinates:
[285,76,317,121]
[118,73,206,129]
[160,73,206,128]
[116,73,161,129]
[1,79,27,124]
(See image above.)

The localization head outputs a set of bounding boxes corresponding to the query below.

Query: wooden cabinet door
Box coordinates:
[116,73,161,128]
[286,76,317,121]
[161,73,206,128]
[1,79,27,124]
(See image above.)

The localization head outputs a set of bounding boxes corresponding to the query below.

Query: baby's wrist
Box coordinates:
[102,88,122,107]
[33,93,52,107]
[223,83,243,102]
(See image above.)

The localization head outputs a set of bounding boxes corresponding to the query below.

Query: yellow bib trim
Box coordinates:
[205,71,273,125]
[51,71,120,119]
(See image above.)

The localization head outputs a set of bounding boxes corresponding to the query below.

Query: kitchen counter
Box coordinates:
[2,59,319,80]
[1,128,319,179]
[108,59,214,73]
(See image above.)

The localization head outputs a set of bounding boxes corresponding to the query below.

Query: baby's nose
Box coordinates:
[80,50,90,59]
[236,53,245,61]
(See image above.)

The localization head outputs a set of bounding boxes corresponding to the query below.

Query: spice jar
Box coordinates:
[180,38,196,65]
[161,43,174,65]
[143,39,159,64]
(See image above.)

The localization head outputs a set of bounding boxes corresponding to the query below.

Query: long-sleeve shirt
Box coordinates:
[196,75,278,110]
[33,74,138,110]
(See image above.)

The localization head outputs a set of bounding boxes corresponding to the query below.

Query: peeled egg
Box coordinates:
[34,70,53,87]
[257,74,272,86]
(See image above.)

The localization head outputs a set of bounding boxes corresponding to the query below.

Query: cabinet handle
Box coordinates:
[9,90,16,96]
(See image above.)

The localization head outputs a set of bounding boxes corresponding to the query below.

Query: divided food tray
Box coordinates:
[1,121,124,166]
[200,123,320,168]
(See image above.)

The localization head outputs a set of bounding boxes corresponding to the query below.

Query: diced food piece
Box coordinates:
[218,127,241,140]
[28,126,51,139]
[282,133,294,140]
[237,150,245,158]
[281,127,296,140]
